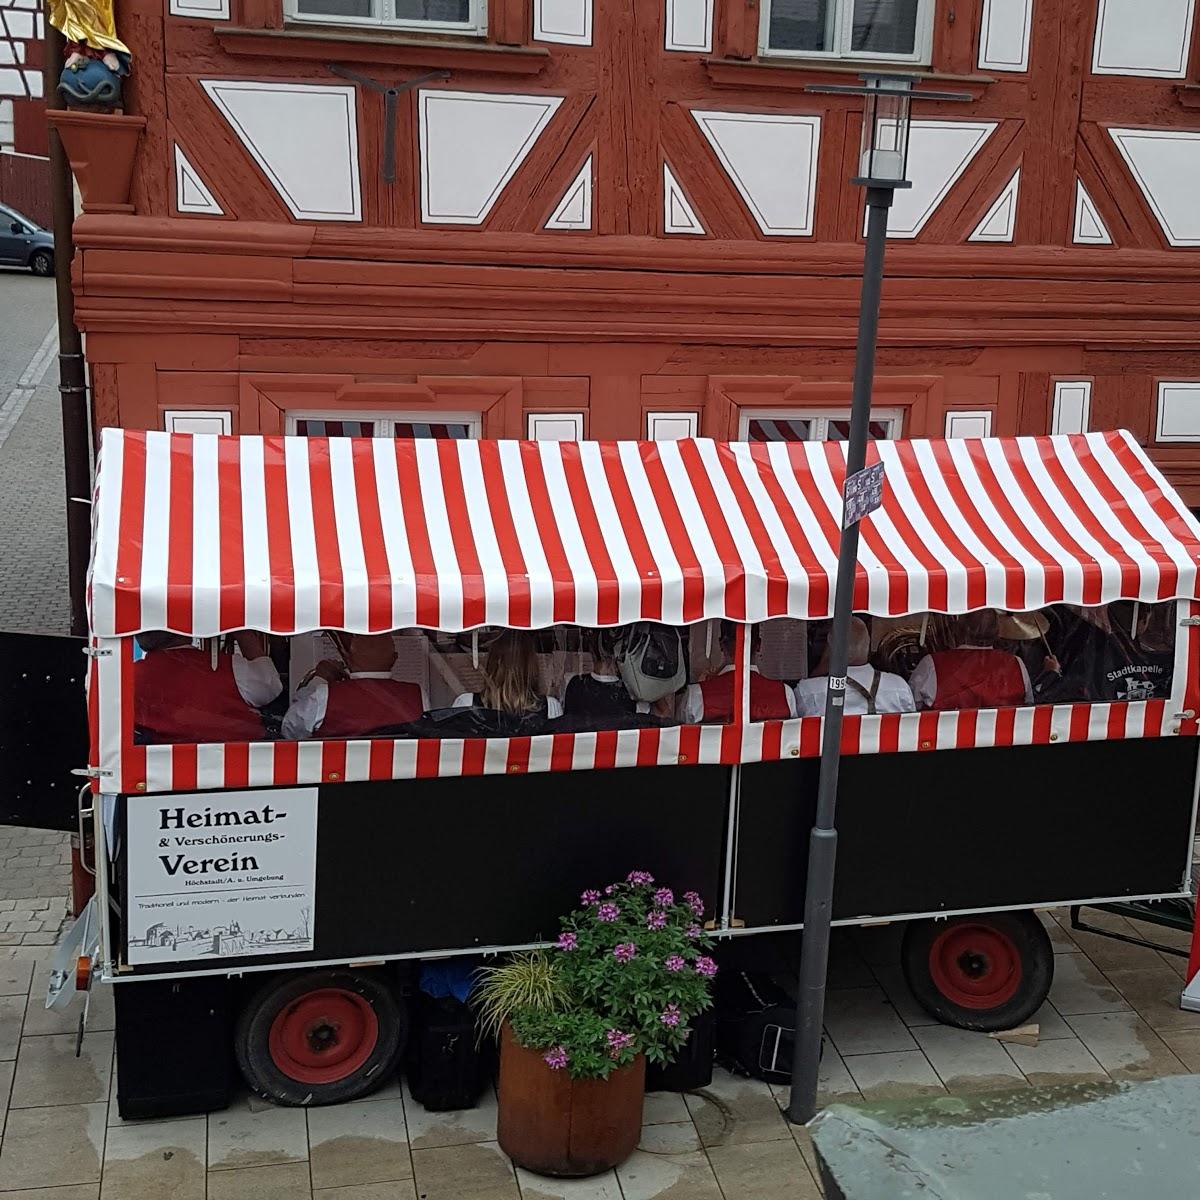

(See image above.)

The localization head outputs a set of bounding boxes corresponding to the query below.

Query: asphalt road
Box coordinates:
[0,267,70,635]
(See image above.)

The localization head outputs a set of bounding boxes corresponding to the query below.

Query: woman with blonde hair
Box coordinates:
[453,631,563,719]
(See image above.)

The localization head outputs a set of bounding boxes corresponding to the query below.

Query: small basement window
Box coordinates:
[284,0,485,35]
[761,0,934,64]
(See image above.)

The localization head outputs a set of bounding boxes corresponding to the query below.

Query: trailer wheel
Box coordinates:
[901,912,1053,1032]
[236,969,406,1106]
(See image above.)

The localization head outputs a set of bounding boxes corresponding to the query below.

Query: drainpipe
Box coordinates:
[44,25,92,639]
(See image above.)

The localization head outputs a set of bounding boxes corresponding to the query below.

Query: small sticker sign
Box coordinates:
[843,461,886,529]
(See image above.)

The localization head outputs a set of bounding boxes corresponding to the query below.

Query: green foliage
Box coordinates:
[474,951,573,1043]
[499,874,718,1080]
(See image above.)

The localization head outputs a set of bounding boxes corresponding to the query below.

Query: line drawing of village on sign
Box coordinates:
[125,787,319,965]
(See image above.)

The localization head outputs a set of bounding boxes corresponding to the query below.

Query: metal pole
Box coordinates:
[788,185,894,1125]
[44,25,92,638]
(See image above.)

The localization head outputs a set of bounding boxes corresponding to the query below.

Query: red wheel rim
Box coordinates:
[267,988,379,1085]
[927,923,1022,1011]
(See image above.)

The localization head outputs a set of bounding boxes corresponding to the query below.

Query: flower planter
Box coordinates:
[497,1023,645,1177]
[46,109,146,215]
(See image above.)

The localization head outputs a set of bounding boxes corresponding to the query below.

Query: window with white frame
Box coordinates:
[761,0,933,62]
[739,408,903,442]
[285,0,485,34]
[287,411,483,438]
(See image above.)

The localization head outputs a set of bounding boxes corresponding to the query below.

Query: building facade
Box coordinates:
[62,0,1200,500]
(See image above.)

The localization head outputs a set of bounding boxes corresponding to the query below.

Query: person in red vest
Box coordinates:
[134,631,282,744]
[909,609,1033,711]
[282,633,426,739]
[680,622,796,723]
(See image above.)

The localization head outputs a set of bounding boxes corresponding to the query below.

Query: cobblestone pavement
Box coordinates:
[0,270,70,636]
[0,822,1195,1200]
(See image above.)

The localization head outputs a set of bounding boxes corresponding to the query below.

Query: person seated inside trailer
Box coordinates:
[680,621,796,723]
[909,608,1033,711]
[794,617,916,717]
[135,631,283,744]
[452,630,564,721]
[563,628,644,720]
[281,633,425,740]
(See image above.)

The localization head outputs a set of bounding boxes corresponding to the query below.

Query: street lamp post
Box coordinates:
[787,75,969,1127]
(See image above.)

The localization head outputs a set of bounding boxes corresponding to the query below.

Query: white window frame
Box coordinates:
[283,0,486,36]
[737,407,904,441]
[285,410,484,437]
[759,0,934,64]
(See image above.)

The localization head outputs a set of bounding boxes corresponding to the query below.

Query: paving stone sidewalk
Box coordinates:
[0,821,1195,1200]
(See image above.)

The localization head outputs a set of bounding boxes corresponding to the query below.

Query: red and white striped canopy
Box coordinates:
[88,428,1200,638]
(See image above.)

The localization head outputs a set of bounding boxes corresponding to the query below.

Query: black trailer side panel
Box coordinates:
[735,737,1198,928]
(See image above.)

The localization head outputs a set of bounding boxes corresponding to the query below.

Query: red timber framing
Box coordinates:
[62,0,1200,501]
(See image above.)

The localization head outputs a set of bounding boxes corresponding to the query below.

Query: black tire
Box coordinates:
[901,911,1053,1033]
[29,250,53,278]
[235,968,407,1106]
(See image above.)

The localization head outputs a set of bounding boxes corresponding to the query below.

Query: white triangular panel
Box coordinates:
[201,80,361,221]
[173,143,224,216]
[883,121,996,238]
[692,110,820,236]
[663,163,705,235]
[1109,127,1200,246]
[545,156,593,230]
[419,89,562,225]
[1073,179,1113,245]
[968,167,1019,242]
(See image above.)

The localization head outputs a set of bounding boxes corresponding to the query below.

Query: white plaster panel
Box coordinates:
[1051,382,1092,435]
[968,167,1020,242]
[533,0,591,45]
[545,155,592,230]
[202,80,361,221]
[1110,127,1200,245]
[663,162,705,235]
[885,120,995,239]
[692,109,821,237]
[173,144,224,216]
[978,0,1033,71]
[945,411,993,439]
[1093,0,1195,77]
[419,89,562,225]
[647,412,700,440]
[1156,382,1200,441]
[665,0,713,52]
[164,410,233,435]
[1073,178,1113,244]
[169,0,231,18]
[528,412,585,440]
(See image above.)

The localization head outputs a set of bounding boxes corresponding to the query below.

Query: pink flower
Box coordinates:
[581,889,602,906]
[683,891,705,917]
[604,884,616,895]
[686,925,703,940]
[660,1004,682,1027]
[613,942,637,962]
[646,910,667,930]
[605,1029,634,1059]
[694,955,718,978]
[653,887,674,907]
[597,903,620,923]
[665,954,686,972]
[543,1046,569,1070]
[626,870,655,885]
[557,931,578,951]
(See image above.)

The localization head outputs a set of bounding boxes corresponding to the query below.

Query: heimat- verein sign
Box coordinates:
[126,788,318,965]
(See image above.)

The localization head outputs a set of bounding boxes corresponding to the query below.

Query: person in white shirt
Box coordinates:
[282,633,427,740]
[794,617,915,717]
[452,630,563,719]
[680,623,797,724]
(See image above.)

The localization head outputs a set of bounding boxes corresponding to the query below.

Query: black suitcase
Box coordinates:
[404,992,491,1112]
[714,971,797,1085]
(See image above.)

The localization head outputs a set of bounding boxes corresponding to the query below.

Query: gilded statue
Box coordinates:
[49,0,132,107]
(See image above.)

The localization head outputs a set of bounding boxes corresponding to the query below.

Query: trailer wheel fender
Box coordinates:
[235,968,407,1106]
[901,911,1053,1033]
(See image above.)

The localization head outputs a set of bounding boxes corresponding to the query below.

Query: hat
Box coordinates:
[997,611,1049,641]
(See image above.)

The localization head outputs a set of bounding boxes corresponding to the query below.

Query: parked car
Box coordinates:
[0,202,54,276]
